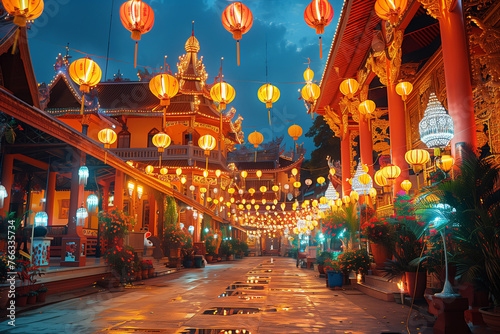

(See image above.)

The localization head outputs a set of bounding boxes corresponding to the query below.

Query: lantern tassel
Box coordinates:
[237,40,240,66]
[159,153,162,166]
[254,150,257,162]
[268,109,271,126]
[11,30,20,55]
[319,36,323,59]
[104,151,107,164]
[134,42,138,69]
[81,94,85,115]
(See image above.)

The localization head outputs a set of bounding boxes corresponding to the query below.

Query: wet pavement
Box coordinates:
[0,257,434,333]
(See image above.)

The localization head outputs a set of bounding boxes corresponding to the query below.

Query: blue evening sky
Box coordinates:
[27,0,342,159]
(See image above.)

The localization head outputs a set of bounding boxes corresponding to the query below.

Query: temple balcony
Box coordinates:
[110,145,226,166]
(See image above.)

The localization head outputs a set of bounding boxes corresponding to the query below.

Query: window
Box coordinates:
[117,130,130,148]
[147,128,159,148]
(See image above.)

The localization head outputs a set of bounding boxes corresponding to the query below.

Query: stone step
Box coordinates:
[364,275,400,291]
[356,282,396,302]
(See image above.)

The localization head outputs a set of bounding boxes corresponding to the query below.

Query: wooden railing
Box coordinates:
[111,145,225,165]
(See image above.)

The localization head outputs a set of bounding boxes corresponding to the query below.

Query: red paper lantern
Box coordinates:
[120,0,155,68]
[221,2,253,66]
[304,0,334,59]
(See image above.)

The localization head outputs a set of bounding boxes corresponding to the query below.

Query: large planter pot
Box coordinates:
[318,264,325,275]
[148,268,154,277]
[479,307,500,333]
[16,295,28,307]
[169,248,180,258]
[142,269,148,279]
[37,291,47,303]
[205,255,213,263]
[370,243,392,268]
[227,254,234,261]
[327,271,343,288]
[183,260,193,268]
[27,294,37,304]
[135,271,142,281]
[405,271,427,299]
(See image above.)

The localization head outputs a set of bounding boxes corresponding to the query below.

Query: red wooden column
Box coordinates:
[387,83,409,195]
[114,170,124,211]
[1,154,14,214]
[438,0,476,157]
[341,131,351,197]
[359,114,374,176]
[46,171,57,225]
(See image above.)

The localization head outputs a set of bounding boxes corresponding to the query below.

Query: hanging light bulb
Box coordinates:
[34,211,48,227]
[78,166,89,186]
[86,194,99,214]
[76,206,88,227]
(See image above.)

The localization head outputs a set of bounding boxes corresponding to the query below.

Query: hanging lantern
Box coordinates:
[374,170,388,187]
[317,177,325,185]
[256,170,262,179]
[374,0,408,25]
[291,168,298,177]
[210,81,236,111]
[200,187,207,194]
[76,206,88,227]
[260,186,267,193]
[160,167,168,175]
[381,165,401,181]
[304,0,334,59]
[301,83,320,104]
[145,165,154,174]
[228,188,235,194]
[342,195,350,205]
[350,190,359,202]
[248,131,264,162]
[0,184,7,208]
[329,168,335,176]
[119,0,154,68]
[369,187,377,200]
[281,203,286,211]
[176,168,183,177]
[98,128,117,164]
[436,155,454,173]
[395,81,413,101]
[86,194,99,214]
[248,188,255,195]
[152,132,171,165]
[293,181,301,188]
[358,174,371,185]
[339,78,359,99]
[221,1,253,66]
[359,100,376,115]
[149,74,179,107]
[335,199,342,207]
[198,134,216,172]
[288,125,303,142]
[78,165,89,186]
[68,57,102,114]
[33,211,48,227]
[419,93,454,149]
[272,185,279,192]
[257,83,280,125]
[203,170,208,178]
[401,180,412,193]
[3,0,43,54]
[305,179,312,186]
[405,149,430,174]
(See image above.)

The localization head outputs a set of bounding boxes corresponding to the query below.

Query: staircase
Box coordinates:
[142,256,177,277]
[356,275,400,302]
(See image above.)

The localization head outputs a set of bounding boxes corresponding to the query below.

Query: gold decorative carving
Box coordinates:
[350,130,359,176]
[193,175,217,186]
[418,0,442,20]
[399,63,420,81]
[366,30,403,86]
[324,106,342,138]
[469,17,500,83]
[371,110,390,155]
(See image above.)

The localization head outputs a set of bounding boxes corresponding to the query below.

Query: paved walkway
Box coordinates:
[1,257,434,333]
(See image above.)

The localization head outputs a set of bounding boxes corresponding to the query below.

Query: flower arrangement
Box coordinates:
[98,210,135,241]
[103,245,135,281]
[219,240,233,256]
[323,258,341,272]
[338,249,370,275]
[361,218,393,246]
[204,229,222,255]
[181,228,193,250]
[140,259,153,270]
[163,224,188,249]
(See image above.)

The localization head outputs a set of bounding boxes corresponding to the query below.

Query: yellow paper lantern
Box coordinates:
[198,134,217,154]
[301,83,320,103]
[160,167,168,175]
[381,165,401,181]
[405,149,430,174]
[329,168,335,176]
[272,185,279,192]
[335,199,342,207]
[145,165,154,174]
[374,0,408,25]
[260,186,267,193]
[256,170,262,179]
[358,174,371,185]
[241,171,248,179]
[350,190,359,202]
[374,170,388,187]
[248,188,255,195]
[149,73,179,106]
[69,57,102,113]
[369,187,377,200]
[436,155,454,172]
[395,81,413,101]
[248,131,264,148]
[200,187,207,193]
[401,180,412,192]
[358,100,376,115]
[293,181,301,188]
[339,78,359,99]
[176,168,182,176]
[98,128,117,148]
[342,195,350,205]
[258,83,280,108]
[210,81,236,110]
[228,188,235,194]
[303,67,314,82]
[317,176,325,185]
[291,168,298,176]
[3,0,44,27]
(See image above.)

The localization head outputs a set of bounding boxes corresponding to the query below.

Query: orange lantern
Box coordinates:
[358,174,371,185]
[199,134,216,172]
[248,131,264,162]
[329,168,335,176]
[256,170,262,179]
[374,0,408,25]
[152,132,171,165]
[317,176,325,185]
[396,81,413,101]
[359,100,376,115]
[405,149,430,174]
[304,0,334,59]
[401,180,412,193]
[258,84,280,125]
[272,185,279,192]
[301,83,321,104]
[149,73,179,129]
[119,0,154,68]
[374,170,388,187]
[350,190,359,202]
[436,155,454,173]
[303,67,315,83]
[98,128,117,164]
[381,165,401,181]
[160,167,168,175]
[369,187,377,200]
[221,2,253,66]
[145,165,154,175]
[3,0,44,53]
[69,57,102,114]
[288,125,303,141]
[210,81,235,111]
[293,181,301,188]
[339,78,359,99]
[260,186,267,193]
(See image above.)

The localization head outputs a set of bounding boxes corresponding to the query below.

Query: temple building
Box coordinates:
[311,0,500,209]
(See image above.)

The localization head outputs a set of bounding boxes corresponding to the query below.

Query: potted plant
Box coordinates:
[361,217,394,268]
[338,249,370,284]
[0,253,8,284]
[103,245,135,284]
[181,248,195,268]
[16,259,44,304]
[133,259,142,281]
[98,210,135,247]
[147,260,154,277]
[324,258,343,288]
[36,284,48,302]
[204,229,221,262]
[163,224,187,259]
[27,290,38,304]
[316,251,333,275]
[15,292,28,307]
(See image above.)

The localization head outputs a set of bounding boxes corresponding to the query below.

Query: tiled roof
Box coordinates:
[97,82,158,110]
